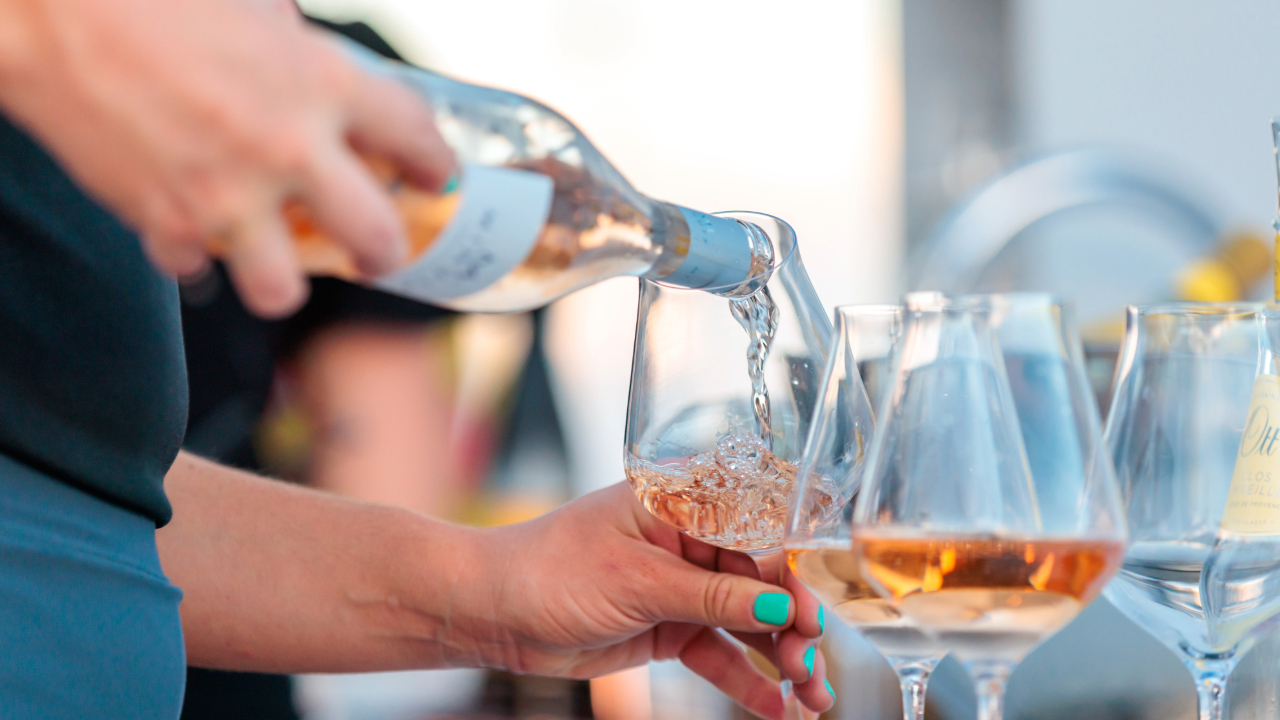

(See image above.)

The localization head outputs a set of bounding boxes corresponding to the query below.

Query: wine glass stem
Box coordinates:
[891,662,934,720]
[968,664,1012,720]
[1186,659,1233,720]
[1196,676,1228,720]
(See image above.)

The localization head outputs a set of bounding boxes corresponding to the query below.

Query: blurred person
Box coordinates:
[0,1,834,719]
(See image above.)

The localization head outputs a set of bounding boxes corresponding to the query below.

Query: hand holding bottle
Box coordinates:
[0,0,454,317]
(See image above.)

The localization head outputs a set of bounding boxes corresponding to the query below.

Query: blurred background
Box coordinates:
[180,1,1280,718]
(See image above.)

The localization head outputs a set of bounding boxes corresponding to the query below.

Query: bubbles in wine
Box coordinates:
[628,228,791,552]
[626,433,798,553]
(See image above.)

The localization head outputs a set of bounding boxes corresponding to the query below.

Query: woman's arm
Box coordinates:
[157,451,834,718]
[156,451,479,673]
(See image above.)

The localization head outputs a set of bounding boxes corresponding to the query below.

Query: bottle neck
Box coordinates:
[644,203,765,294]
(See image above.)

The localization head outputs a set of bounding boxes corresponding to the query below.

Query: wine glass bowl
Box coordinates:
[624,212,831,554]
[786,303,948,720]
[852,293,1127,720]
[1103,302,1273,720]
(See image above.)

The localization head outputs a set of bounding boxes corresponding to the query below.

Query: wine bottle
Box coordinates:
[1199,117,1280,653]
[287,42,773,313]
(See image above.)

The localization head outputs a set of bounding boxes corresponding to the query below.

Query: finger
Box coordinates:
[791,646,836,714]
[298,144,407,276]
[727,626,819,686]
[725,630,777,665]
[268,0,302,19]
[140,231,211,279]
[745,550,785,585]
[345,70,455,192]
[775,628,820,683]
[220,211,309,318]
[784,567,825,639]
[679,628,784,720]
[650,622,705,663]
[242,0,302,20]
[716,547,763,582]
[678,532,719,572]
[621,484,689,557]
[640,558,795,633]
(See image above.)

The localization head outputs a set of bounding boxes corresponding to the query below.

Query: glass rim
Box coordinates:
[1129,300,1270,317]
[647,210,797,294]
[869,292,1078,312]
[953,291,1073,309]
[834,303,902,317]
[899,291,1072,313]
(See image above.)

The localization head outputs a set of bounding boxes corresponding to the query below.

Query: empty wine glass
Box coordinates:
[853,293,1127,720]
[786,303,949,720]
[623,212,831,555]
[1103,302,1280,720]
[1202,308,1280,653]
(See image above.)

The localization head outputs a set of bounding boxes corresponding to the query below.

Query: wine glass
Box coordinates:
[1103,302,1280,720]
[786,303,949,720]
[624,212,831,555]
[852,293,1127,720]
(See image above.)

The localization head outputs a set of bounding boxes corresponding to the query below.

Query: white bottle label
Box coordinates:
[1221,375,1280,535]
[374,163,553,303]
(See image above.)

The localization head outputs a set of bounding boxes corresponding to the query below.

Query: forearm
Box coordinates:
[156,457,830,716]
[157,451,499,673]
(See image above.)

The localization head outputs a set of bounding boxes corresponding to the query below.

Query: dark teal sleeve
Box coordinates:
[0,115,187,525]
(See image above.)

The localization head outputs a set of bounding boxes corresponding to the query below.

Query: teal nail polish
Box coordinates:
[818,606,825,634]
[825,678,836,703]
[753,593,790,626]
[443,173,460,194]
[804,646,816,677]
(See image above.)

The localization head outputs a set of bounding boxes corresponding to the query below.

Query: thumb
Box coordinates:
[640,559,796,633]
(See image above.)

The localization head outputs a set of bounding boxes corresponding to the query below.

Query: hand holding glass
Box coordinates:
[625,213,830,554]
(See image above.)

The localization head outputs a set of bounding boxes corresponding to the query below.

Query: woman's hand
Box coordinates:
[161,456,834,719]
[453,484,835,719]
[0,0,453,317]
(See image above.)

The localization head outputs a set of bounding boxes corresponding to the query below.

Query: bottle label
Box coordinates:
[1221,374,1280,535]
[374,163,553,303]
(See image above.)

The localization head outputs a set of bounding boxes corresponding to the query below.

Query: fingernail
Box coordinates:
[803,646,816,678]
[818,606,825,635]
[442,172,460,194]
[753,593,790,626]
[825,678,836,703]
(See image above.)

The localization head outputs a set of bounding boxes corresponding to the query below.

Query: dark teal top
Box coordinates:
[0,116,186,525]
